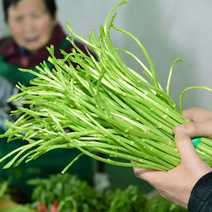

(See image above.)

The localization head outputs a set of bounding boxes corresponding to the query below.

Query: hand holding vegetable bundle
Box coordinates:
[133,108,212,210]
[1,0,212,173]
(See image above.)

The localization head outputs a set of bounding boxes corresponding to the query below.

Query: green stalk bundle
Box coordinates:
[1,0,212,172]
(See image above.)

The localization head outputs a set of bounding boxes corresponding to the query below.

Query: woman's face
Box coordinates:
[7,0,57,52]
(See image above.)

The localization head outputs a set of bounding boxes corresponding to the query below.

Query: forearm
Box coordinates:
[188,171,212,212]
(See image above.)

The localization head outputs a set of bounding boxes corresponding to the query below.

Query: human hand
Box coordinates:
[133,124,212,209]
[183,107,212,139]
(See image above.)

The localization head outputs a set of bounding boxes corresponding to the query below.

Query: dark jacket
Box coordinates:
[188,171,212,212]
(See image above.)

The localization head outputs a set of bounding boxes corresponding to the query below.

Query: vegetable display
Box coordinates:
[0,173,187,212]
[1,0,212,172]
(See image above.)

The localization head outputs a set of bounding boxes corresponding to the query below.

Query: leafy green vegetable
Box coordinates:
[0,173,187,212]
[28,173,185,212]
[0,181,11,201]
[1,0,212,172]
[146,195,187,212]
[105,185,146,212]
[28,174,105,212]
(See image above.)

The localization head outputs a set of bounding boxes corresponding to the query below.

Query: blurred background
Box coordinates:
[0,0,212,194]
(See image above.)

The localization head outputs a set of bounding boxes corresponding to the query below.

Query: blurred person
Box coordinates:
[133,107,212,212]
[0,0,97,202]
[0,77,13,132]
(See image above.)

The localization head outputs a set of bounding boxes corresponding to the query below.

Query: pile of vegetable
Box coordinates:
[0,173,187,212]
[1,0,212,172]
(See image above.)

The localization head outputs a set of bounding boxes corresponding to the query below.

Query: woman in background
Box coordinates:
[0,0,96,202]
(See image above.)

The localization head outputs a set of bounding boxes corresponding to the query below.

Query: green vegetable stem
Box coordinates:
[1,0,212,172]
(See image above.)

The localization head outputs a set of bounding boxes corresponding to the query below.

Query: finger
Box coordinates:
[183,108,212,122]
[183,120,212,139]
[132,161,166,182]
[133,167,155,177]
[133,168,166,183]
[174,125,201,166]
[132,161,157,179]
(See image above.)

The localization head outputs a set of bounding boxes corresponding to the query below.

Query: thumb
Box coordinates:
[173,125,201,166]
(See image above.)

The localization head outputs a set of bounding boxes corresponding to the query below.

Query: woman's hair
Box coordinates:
[3,0,57,22]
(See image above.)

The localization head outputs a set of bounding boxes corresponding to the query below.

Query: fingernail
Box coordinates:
[174,124,186,132]
[174,125,187,139]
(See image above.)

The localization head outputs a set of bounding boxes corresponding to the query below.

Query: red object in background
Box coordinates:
[37,201,59,212]
[37,203,48,212]
[51,201,59,212]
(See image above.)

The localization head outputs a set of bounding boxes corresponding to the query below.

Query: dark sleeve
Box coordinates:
[188,171,212,212]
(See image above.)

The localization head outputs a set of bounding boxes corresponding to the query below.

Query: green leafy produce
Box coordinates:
[146,194,187,212]
[0,181,11,201]
[105,186,146,212]
[28,173,185,212]
[0,173,186,212]
[28,174,105,212]
[1,0,212,172]
[29,174,147,212]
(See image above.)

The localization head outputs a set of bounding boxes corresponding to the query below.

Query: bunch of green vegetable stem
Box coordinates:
[1,0,212,172]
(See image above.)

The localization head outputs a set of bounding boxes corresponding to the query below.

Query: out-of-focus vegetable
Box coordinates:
[1,0,212,172]
[28,173,186,212]
[28,174,104,212]
[0,173,187,212]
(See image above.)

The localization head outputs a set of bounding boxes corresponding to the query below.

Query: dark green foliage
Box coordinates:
[146,195,187,212]
[28,173,105,212]
[27,173,187,212]
[105,185,146,212]
[0,173,187,211]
